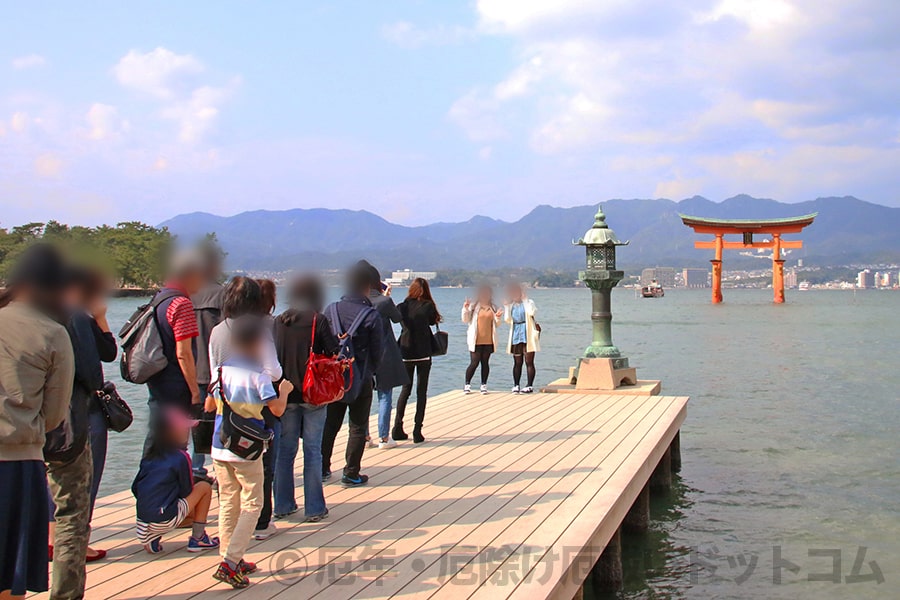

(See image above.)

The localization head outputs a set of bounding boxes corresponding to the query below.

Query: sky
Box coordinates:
[2,0,899,227]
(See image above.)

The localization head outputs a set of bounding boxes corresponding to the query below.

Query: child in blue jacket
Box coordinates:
[132,407,219,553]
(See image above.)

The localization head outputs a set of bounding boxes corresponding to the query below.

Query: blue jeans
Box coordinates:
[377,388,394,440]
[88,407,107,520]
[274,403,327,518]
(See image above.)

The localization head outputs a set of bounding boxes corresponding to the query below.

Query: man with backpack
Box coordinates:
[139,251,206,448]
[320,263,385,487]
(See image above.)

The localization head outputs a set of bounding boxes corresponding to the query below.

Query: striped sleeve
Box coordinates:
[166,296,199,342]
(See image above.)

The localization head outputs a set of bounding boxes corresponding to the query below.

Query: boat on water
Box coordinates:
[641,280,665,298]
[798,281,811,291]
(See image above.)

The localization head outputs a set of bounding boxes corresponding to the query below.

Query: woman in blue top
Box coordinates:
[503,283,541,393]
[132,408,219,554]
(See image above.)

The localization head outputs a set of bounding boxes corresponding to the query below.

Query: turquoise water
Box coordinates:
[100,288,899,599]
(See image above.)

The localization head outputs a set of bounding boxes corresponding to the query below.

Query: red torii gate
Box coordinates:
[680,213,817,304]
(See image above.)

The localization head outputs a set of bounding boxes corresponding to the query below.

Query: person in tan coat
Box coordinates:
[0,244,74,600]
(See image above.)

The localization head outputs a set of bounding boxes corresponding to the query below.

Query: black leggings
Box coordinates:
[513,351,536,387]
[395,360,432,430]
[466,344,493,385]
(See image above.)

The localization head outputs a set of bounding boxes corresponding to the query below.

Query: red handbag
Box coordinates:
[302,314,352,406]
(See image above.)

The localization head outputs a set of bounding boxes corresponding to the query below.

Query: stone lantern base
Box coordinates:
[542,358,661,396]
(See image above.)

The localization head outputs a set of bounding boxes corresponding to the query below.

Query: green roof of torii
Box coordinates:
[679,213,817,229]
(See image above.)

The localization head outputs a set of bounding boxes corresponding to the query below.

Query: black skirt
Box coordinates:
[0,460,50,594]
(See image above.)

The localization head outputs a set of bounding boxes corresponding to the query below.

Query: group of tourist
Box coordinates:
[0,244,541,596]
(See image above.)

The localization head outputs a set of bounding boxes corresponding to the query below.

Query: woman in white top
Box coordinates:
[503,283,540,393]
[461,284,502,394]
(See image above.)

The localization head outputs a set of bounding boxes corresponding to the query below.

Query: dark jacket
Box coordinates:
[44,311,115,462]
[274,309,341,404]
[369,292,409,391]
[191,283,224,387]
[132,448,193,523]
[88,318,118,412]
[398,298,439,360]
[326,295,385,389]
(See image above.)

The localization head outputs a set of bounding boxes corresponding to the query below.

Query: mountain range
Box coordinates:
[161,195,900,272]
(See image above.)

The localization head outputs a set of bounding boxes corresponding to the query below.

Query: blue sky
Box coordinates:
[2,1,899,227]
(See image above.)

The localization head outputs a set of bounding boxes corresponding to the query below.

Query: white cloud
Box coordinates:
[448,0,900,201]
[159,81,238,143]
[381,21,474,48]
[11,54,47,70]
[34,153,63,177]
[85,103,129,140]
[113,47,204,99]
[111,48,238,144]
[10,111,30,133]
[700,0,796,30]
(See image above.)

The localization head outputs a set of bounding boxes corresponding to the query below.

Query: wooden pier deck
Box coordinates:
[35,389,687,600]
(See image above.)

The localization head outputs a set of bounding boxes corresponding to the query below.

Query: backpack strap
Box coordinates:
[215,365,232,411]
[325,303,343,337]
[345,306,374,339]
[151,289,184,309]
[149,289,187,361]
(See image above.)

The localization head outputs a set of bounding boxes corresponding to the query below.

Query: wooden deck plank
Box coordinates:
[308,395,634,600]
[32,389,687,600]
[420,395,668,600]
[48,388,493,592]
[274,393,613,599]
[88,389,577,599]
[143,391,584,600]
[485,396,687,600]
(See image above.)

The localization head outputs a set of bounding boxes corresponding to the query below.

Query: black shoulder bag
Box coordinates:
[215,366,273,461]
[97,381,133,433]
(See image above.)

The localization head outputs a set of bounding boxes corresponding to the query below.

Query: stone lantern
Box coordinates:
[574,205,629,364]
[543,205,660,395]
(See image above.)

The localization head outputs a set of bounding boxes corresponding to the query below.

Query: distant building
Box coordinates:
[390,269,437,285]
[879,271,895,288]
[682,268,710,288]
[641,267,676,287]
[784,268,798,289]
[857,269,875,289]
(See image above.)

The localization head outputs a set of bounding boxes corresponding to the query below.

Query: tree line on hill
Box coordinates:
[0,221,173,288]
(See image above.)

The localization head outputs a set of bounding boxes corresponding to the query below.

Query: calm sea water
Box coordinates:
[99,288,899,599]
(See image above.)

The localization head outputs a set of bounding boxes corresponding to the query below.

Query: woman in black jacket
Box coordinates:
[273,275,340,522]
[393,278,441,444]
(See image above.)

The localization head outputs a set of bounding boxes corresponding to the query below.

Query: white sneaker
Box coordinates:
[253,523,277,540]
[511,385,521,394]
[522,386,534,394]
[378,439,398,449]
[366,437,378,449]
[480,385,488,395]
[464,384,472,394]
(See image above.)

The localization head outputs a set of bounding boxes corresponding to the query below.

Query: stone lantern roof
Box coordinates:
[574,205,629,247]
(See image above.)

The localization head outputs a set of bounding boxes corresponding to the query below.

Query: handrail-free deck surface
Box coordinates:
[33,390,687,600]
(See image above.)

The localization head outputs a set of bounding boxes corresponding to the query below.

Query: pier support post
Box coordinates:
[670,430,682,473]
[592,528,624,593]
[623,484,650,533]
[650,447,672,492]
